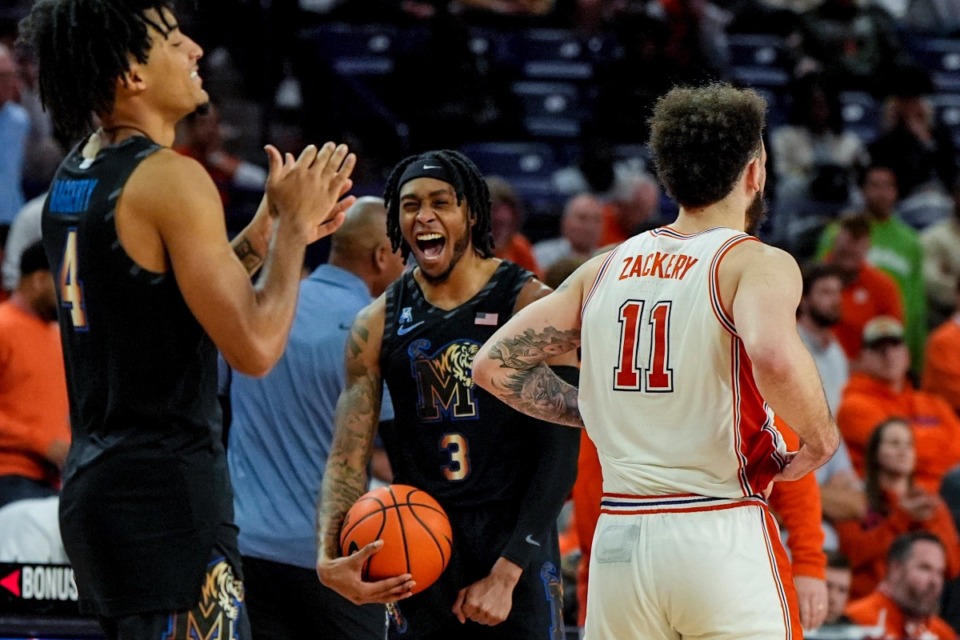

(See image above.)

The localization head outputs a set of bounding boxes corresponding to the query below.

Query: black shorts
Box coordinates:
[242,555,386,640]
[387,507,565,640]
[96,554,250,640]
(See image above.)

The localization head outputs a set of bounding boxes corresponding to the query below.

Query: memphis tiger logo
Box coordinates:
[162,559,245,640]
[407,338,480,421]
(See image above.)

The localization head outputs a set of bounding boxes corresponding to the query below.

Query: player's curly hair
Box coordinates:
[383,149,494,260]
[17,0,176,141]
[648,83,766,209]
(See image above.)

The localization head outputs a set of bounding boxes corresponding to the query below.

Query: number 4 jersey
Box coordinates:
[41,136,234,616]
[579,226,787,500]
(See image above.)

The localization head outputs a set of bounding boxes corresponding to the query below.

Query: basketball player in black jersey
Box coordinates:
[18,1,355,638]
[317,150,581,639]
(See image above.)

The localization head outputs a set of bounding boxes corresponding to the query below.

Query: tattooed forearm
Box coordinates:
[488,326,581,371]
[316,371,381,559]
[317,306,381,560]
[492,364,584,428]
[232,236,264,275]
[347,308,372,359]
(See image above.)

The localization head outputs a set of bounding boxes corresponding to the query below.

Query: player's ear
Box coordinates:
[118,60,147,94]
[744,154,763,195]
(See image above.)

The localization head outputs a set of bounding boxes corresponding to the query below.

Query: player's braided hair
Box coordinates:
[17,0,176,141]
[383,150,494,260]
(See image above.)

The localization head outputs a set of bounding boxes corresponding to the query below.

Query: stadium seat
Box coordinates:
[839,91,881,143]
[930,93,960,131]
[300,23,398,76]
[727,35,792,91]
[512,81,584,138]
[501,29,593,81]
[460,141,560,178]
[905,37,960,92]
[731,65,791,90]
[727,34,791,69]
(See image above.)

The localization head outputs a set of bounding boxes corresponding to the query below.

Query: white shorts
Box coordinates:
[584,494,800,640]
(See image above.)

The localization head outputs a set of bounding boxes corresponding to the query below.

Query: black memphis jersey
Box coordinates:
[380,261,543,508]
[41,135,222,475]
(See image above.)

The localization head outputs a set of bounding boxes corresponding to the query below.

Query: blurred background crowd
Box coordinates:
[1,0,960,637]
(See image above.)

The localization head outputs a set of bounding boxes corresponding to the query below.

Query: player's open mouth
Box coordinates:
[416,233,445,260]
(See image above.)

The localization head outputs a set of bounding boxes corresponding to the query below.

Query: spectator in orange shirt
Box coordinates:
[598,171,661,247]
[845,531,958,639]
[823,215,905,361]
[486,176,542,278]
[836,316,960,492]
[923,278,960,415]
[0,241,70,508]
[835,417,960,599]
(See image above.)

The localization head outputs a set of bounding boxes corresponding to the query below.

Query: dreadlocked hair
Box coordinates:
[383,149,494,260]
[17,0,176,142]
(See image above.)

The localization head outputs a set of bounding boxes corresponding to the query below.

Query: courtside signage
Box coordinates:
[0,563,80,616]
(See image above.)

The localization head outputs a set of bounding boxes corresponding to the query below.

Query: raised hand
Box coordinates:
[263,142,357,243]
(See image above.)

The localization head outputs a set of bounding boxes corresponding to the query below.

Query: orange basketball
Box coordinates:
[339,484,452,595]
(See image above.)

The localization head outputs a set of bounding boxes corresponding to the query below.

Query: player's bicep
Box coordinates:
[478,257,598,370]
[135,153,259,349]
[732,247,803,357]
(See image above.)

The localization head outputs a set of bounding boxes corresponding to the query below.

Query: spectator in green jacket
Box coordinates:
[818,165,926,370]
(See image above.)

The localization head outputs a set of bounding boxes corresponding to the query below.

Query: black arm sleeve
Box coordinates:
[499,365,581,570]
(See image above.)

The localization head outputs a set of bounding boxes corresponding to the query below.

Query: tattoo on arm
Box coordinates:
[316,310,381,559]
[487,326,583,428]
[488,326,580,370]
[232,236,264,275]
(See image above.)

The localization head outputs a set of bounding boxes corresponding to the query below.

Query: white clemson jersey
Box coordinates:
[579,226,787,499]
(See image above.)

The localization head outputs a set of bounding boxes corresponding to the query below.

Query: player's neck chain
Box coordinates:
[99,124,153,145]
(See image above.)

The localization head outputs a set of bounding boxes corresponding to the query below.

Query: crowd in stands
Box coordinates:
[2,0,960,637]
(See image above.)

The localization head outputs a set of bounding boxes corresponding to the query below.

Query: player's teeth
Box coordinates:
[417,233,442,241]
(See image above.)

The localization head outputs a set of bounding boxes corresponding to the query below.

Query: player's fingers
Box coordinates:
[313,210,346,242]
[335,196,356,216]
[309,141,336,169]
[296,143,322,167]
[263,145,282,182]
[320,143,349,173]
[366,578,415,603]
[337,177,354,198]
[333,151,357,181]
[353,539,385,560]
[452,589,467,623]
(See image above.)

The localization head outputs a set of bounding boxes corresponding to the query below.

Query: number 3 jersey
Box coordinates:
[579,226,788,500]
[380,261,541,508]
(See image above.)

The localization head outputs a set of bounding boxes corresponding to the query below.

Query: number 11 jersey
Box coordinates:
[579,226,788,500]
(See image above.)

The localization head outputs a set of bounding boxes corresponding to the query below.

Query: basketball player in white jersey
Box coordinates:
[473,83,840,639]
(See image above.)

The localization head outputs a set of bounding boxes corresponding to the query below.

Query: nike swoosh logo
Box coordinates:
[338,322,352,330]
[525,534,541,547]
[423,165,441,170]
[397,321,425,336]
